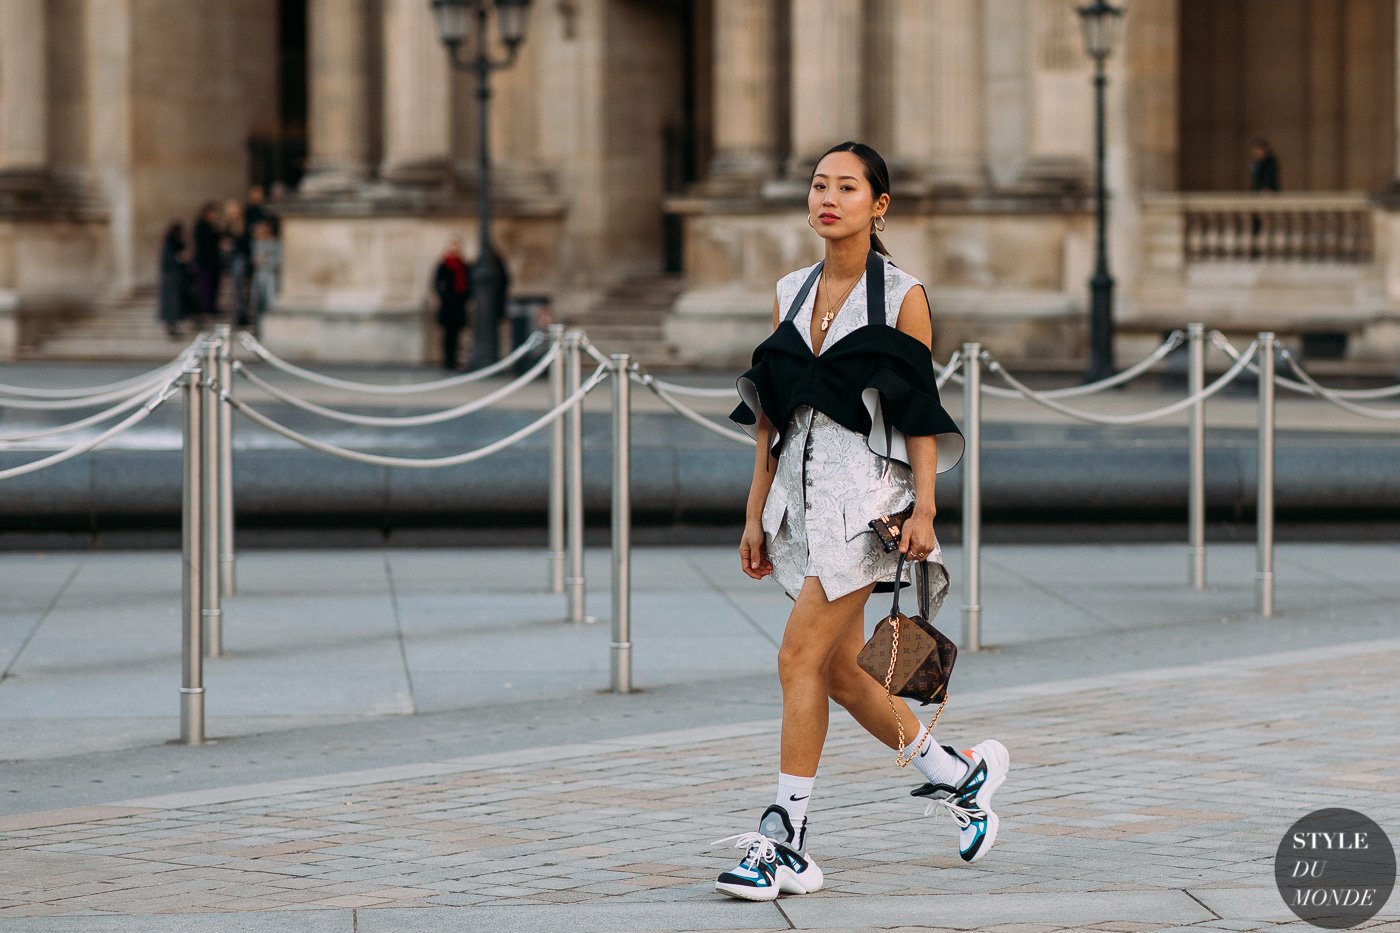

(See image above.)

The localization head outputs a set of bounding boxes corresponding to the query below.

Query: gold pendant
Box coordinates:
[820,311,833,332]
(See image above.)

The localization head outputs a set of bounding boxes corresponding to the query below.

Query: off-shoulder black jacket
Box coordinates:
[729,251,964,473]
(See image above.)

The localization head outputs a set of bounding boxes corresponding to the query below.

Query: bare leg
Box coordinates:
[777,577,876,776]
[823,614,925,750]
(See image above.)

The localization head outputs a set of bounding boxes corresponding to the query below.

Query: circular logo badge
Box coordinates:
[1275,808,1395,929]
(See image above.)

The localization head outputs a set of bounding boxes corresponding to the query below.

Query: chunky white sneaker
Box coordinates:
[911,739,1010,863]
[713,804,824,901]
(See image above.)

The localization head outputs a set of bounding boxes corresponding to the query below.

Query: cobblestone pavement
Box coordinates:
[1,639,1397,931]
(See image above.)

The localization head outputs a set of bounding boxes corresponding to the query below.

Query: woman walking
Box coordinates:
[717,142,1010,901]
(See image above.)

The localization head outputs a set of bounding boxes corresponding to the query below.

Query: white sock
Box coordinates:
[908,725,969,787]
[775,772,815,831]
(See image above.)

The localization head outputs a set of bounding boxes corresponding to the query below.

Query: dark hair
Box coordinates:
[812,141,892,256]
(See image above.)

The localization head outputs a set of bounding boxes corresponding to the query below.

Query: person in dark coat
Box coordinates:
[1250,138,1280,192]
[192,202,223,320]
[222,199,253,326]
[433,238,472,370]
[157,222,192,338]
[245,184,275,232]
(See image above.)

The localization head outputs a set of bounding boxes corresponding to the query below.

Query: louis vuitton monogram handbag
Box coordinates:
[856,553,958,766]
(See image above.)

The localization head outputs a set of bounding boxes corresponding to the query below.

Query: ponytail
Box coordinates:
[870,232,891,257]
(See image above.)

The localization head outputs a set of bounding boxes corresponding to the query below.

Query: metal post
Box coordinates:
[215,324,236,597]
[201,340,222,658]
[961,343,983,652]
[547,325,566,593]
[1187,323,1207,589]
[180,363,205,745]
[610,354,633,693]
[1256,332,1276,617]
[464,3,499,370]
[1085,56,1117,383]
[564,331,589,623]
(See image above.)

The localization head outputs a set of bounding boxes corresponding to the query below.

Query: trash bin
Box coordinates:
[507,294,551,375]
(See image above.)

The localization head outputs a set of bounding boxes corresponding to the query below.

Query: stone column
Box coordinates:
[0,0,48,172]
[1025,0,1093,184]
[1394,0,1400,181]
[982,0,1033,189]
[789,0,863,174]
[891,0,985,190]
[303,0,373,193]
[707,0,778,189]
[381,0,451,184]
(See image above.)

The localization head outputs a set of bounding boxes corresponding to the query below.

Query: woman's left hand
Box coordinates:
[898,507,936,562]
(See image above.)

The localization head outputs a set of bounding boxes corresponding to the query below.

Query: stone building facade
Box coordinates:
[4,0,1400,365]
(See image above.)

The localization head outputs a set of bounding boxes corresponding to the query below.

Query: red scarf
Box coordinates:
[443,254,468,293]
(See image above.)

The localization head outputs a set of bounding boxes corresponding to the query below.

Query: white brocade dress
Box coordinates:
[760,257,952,604]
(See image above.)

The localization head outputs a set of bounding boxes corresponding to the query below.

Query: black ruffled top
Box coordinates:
[729,251,964,473]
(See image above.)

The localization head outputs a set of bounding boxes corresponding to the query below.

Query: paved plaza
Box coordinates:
[1,543,1398,931]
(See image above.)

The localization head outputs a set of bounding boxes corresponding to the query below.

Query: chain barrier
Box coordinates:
[629,368,757,446]
[935,351,962,390]
[237,330,545,394]
[940,330,1185,400]
[982,338,1259,426]
[1209,330,1400,401]
[223,363,609,469]
[230,342,560,427]
[1277,350,1400,420]
[578,334,614,369]
[0,364,185,411]
[0,376,180,481]
[0,386,163,445]
[0,339,201,400]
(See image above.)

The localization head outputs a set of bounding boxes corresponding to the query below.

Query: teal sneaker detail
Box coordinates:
[911,739,1010,862]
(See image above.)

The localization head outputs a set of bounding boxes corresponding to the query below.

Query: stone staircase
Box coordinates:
[565,272,686,368]
[24,287,193,361]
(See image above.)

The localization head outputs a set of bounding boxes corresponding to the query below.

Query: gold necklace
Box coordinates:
[819,270,862,332]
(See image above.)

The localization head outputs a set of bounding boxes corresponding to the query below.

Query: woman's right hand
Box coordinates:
[739,521,772,580]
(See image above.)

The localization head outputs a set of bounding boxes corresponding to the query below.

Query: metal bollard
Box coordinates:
[202,340,223,657]
[180,363,205,745]
[610,354,633,693]
[215,325,236,597]
[563,331,590,623]
[1256,332,1276,617]
[960,343,983,652]
[547,325,566,594]
[1186,323,1207,589]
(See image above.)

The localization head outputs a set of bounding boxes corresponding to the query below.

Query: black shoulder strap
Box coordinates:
[865,249,885,327]
[784,262,824,323]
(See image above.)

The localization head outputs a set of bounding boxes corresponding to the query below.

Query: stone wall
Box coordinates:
[664,198,1094,366]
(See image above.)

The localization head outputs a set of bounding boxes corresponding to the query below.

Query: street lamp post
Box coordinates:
[432,0,531,370]
[1077,0,1125,384]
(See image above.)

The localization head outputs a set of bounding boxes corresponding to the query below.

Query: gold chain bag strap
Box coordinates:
[855,553,958,766]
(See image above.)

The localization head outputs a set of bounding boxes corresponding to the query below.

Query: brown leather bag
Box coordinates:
[856,553,958,766]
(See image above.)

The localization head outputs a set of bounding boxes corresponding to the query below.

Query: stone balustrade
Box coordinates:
[1166,193,1376,264]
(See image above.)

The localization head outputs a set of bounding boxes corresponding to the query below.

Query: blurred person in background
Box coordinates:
[250,220,281,329]
[157,221,192,338]
[222,199,253,326]
[433,238,472,370]
[192,202,223,321]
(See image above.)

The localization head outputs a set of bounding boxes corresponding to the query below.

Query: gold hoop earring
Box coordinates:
[808,213,815,229]
[872,215,886,233]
